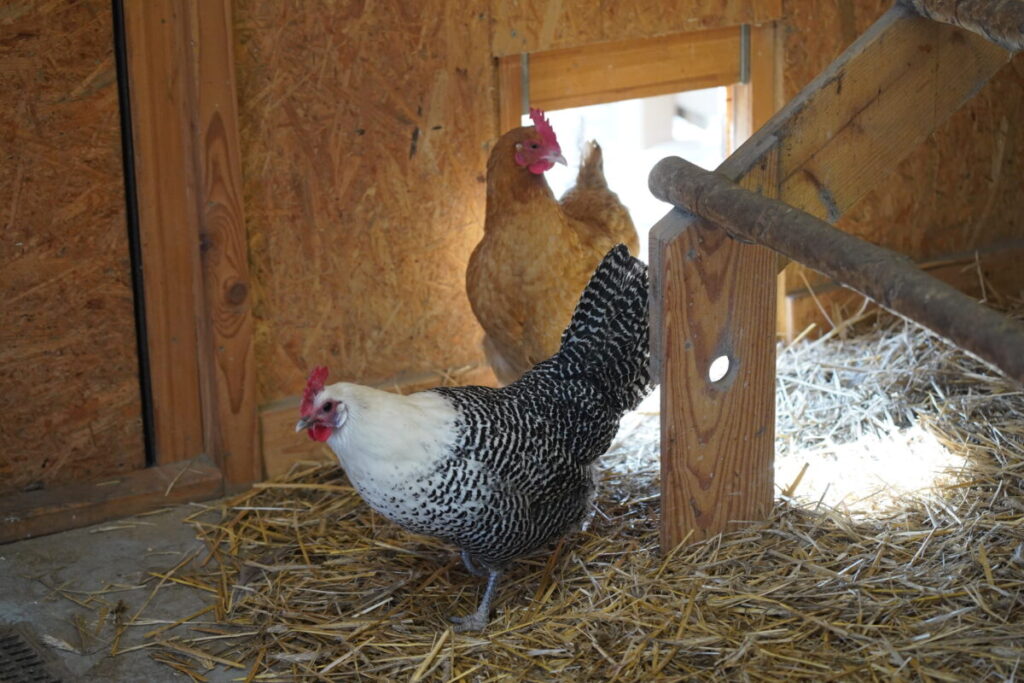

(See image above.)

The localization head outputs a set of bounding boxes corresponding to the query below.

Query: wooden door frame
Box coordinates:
[1,0,256,543]
[497,24,781,151]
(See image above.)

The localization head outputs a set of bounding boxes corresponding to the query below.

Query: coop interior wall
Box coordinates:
[781,0,1024,329]
[3,0,1021,498]
[0,0,145,495]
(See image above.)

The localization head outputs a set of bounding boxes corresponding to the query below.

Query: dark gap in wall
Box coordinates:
[111,0,157,468]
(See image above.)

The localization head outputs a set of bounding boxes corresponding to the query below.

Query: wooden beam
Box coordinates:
[650,211,776,549]
[0,457,222,543]
[122,1,205,466]
[902,0,1024,52]
[528,28,742,112]
[124,1,258,488]
[652,155,1024,384]
[497,54,524,133]
[187,0,261,488]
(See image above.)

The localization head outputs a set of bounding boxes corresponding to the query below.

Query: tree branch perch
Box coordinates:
[649,156,1024,384]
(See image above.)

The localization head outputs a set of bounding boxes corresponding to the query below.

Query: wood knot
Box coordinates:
[226,281,248,306]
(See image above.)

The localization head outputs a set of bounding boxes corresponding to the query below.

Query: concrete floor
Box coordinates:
[0,504,234,682]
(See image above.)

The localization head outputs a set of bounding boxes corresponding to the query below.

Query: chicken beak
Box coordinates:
[295,415,314,433]
[552,152,567,166]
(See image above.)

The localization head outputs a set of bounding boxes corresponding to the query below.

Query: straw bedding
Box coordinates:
[107,308,1022,680]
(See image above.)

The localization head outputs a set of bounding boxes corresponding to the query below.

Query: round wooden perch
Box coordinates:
[649,156,1024,384]
[901,0,1024,52]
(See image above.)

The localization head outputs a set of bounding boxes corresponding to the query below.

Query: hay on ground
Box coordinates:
[92,305,1024,680]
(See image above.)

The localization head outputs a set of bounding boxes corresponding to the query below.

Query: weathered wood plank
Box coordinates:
[188,0,261,488]
[0,457,222,543]
[123,1,206,466]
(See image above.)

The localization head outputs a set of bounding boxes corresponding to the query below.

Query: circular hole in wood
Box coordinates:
[708,355,731,383]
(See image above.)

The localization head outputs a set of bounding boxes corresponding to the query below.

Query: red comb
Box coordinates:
[529,108,559,149]
[300,366,329,416]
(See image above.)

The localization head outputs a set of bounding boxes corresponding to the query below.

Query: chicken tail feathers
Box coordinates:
[574,140,608,190]
[555,244,651,414]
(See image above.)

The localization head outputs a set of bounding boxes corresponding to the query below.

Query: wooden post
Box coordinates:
[122,1,206,466]
[125,1,259,487]
[650,211,777,550]
[188,0,261,487]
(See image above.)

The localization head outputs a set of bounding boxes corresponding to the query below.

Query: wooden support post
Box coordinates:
[123,1,206,466]
[649,22,782,551]
[651,156,1024,384]
[650,212,777,550]
[188,0,261,487]
[125,1,259,487]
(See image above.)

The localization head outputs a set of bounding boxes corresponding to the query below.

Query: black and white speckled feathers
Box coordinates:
[311,245,650,573]
[427,244,651,566]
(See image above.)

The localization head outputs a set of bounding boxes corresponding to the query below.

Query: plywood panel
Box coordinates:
[780,0,1024,334]
[235,0,496,405]
[0,0,145,494]
[492,0,782,56]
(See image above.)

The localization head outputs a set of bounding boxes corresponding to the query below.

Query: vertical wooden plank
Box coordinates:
[651,21,782,550]
[731,24,782,152]
[1,0,147,493]
[123,1,206,466]
[650,211,776,549]
[125,0,257,485]
[497,55,523,133]
[189,0,261,487]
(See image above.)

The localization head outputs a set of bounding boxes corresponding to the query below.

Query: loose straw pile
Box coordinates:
[109,306,1023,680]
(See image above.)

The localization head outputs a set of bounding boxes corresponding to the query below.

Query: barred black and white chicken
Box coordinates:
[295,245,650,631]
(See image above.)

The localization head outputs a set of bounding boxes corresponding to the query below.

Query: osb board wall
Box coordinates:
[0,1,145,494]
[782,0,1024,300]
[492,0,781,56]
[237,0,779,407]
[235,1,496,404]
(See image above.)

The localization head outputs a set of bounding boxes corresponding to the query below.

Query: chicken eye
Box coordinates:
[529,142,539,149]
[321,401,333,412]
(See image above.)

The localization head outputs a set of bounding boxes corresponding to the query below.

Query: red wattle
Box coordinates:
[309,424,332,442]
